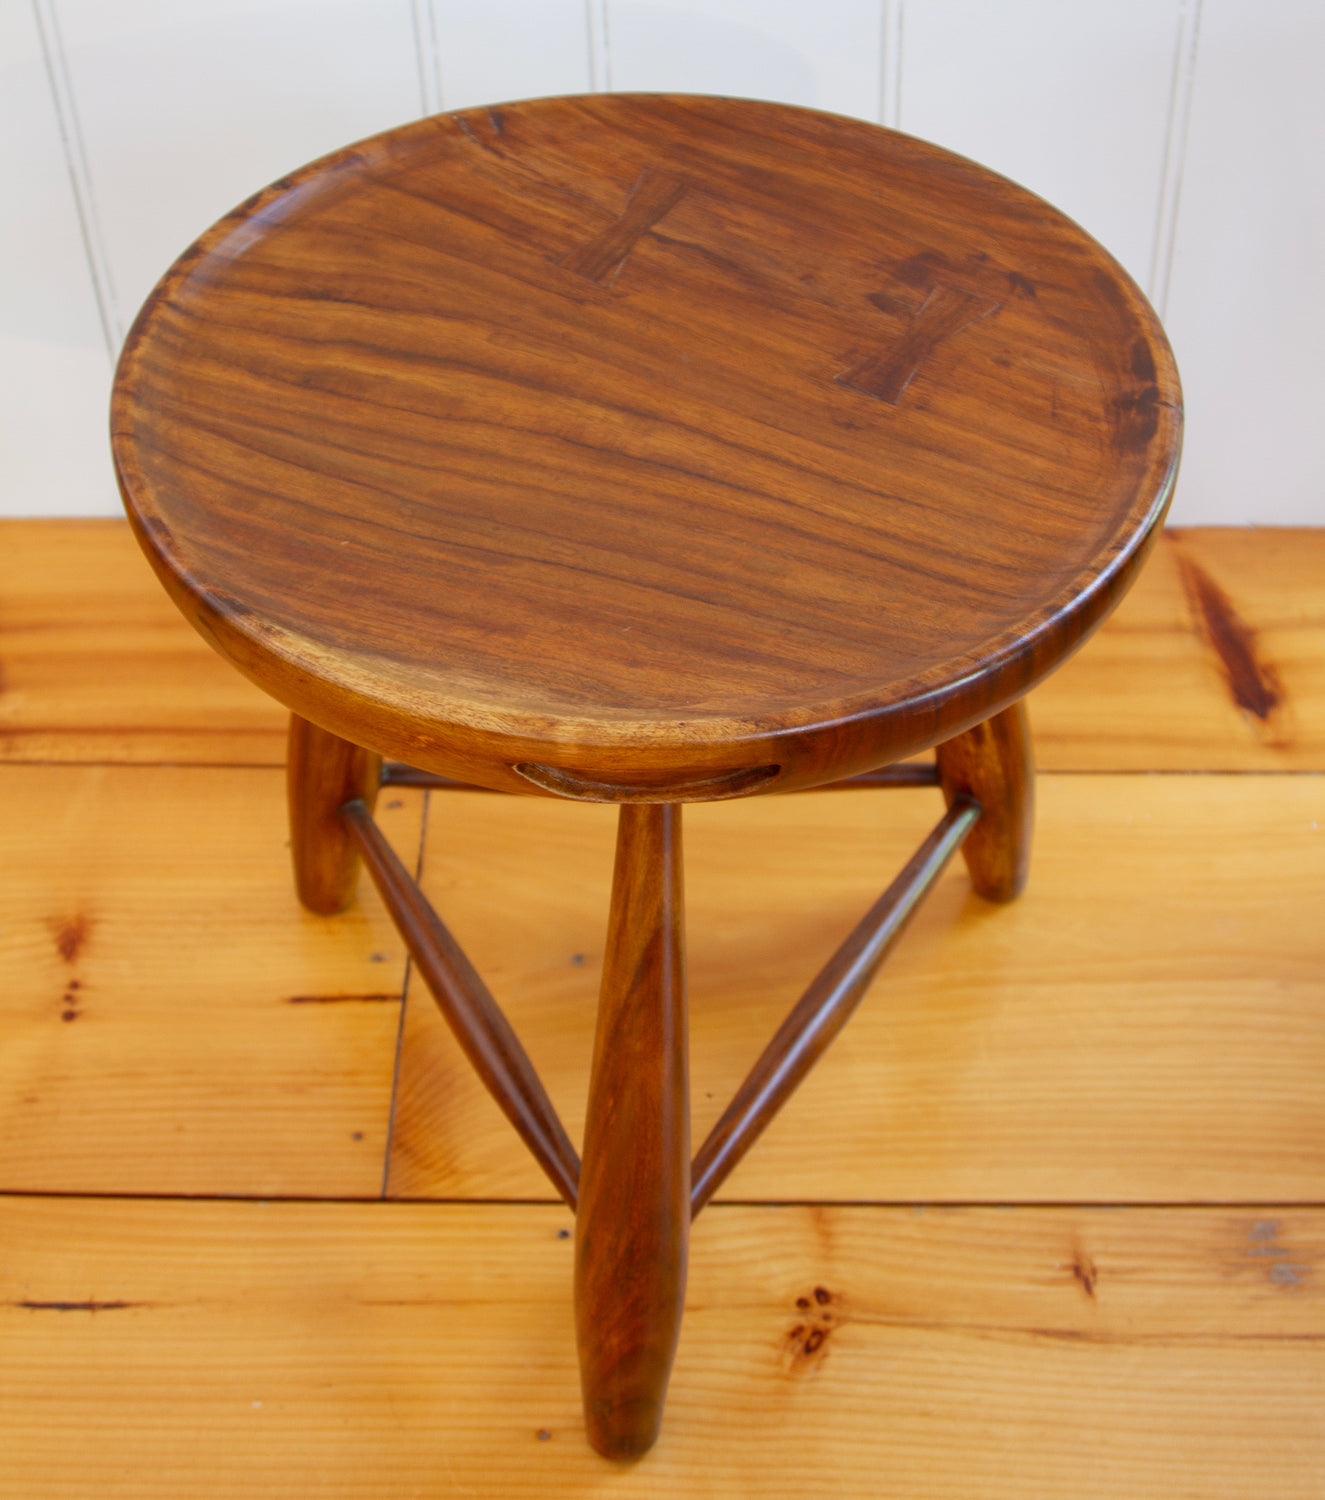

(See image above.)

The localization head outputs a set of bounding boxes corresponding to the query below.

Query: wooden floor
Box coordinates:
[1,522,1322,1496]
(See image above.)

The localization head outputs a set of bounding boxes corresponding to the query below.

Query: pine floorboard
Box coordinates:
[1031,526,1325,769]
[388,774,1325,1205]
[0,521,1321,1493]
[2,521,1322,771]
[0,766,425,1196]
[0,521,284,766]
[2,768,1319,1203]
[2,1198,1321,1498]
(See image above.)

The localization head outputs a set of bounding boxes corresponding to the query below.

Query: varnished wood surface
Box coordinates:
[1,764,1319,1203]
[936,700,1033,901]
[0,766,422,1197]
[1,524,1322,1490]
[0,519,285,765]
[690,796,979,1215]
[287,714,380,914]
[1032,526,1325,768]
[387,772,1324,1206]
[2,523,1318,772]
[343,794,580,1208]
[2,1197,1322,1498]
[577,806,689,1457]
[111,94,1179,792]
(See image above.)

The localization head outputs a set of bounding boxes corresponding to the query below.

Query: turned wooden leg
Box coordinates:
[935,699,1034,902]
[287,714,381,914]
[576,804,689,1461]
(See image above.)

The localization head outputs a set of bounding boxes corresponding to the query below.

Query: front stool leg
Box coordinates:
[576,804,689,1460]
[935,699,1034,902]
[287,714,381,914]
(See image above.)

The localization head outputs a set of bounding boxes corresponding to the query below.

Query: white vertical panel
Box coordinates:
[606,0,884,122]
[4,0,1318,525]
[879,0,904,130]
[586,0,611,92]
[1164,0,1325,525]
[1148,0,1201,319]
[411,0,444,115]
[427,0,590,112]
[56,0,421,332]
[0,3,117,516]
[900,0,1184,287]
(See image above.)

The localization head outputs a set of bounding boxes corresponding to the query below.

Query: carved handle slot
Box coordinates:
[513,761,781,803]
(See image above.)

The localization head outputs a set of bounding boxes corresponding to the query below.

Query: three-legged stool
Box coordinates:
[112,94,1181,1458]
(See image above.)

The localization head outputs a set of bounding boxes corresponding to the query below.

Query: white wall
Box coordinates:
[3,0,1321,524]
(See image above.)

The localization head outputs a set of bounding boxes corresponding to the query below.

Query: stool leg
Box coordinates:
[287,714,381,914]
[935,700,1034,902]
[576,804,689,1460]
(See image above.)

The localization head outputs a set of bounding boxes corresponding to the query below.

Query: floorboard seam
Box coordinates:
[3,1191,1323,1210]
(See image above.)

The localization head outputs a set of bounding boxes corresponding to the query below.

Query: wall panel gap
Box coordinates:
[587,0,611,93]
[30,0,121,354]
[410,0,444,116]
[879,0,904,131]
[1149,0,1204,315]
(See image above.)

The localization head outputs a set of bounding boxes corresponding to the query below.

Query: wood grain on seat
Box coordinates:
[111,95,1180,796]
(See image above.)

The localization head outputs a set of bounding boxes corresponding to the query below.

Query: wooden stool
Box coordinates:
[111,95,1181,1459]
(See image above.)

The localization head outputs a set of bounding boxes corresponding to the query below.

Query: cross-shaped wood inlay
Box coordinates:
[561,168,689,285]
[838,282,1001,404]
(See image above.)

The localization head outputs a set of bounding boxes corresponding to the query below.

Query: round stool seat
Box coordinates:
[112,94,1180,800]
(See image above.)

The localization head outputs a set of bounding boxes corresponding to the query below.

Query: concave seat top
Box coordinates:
[113,93,1180,795]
